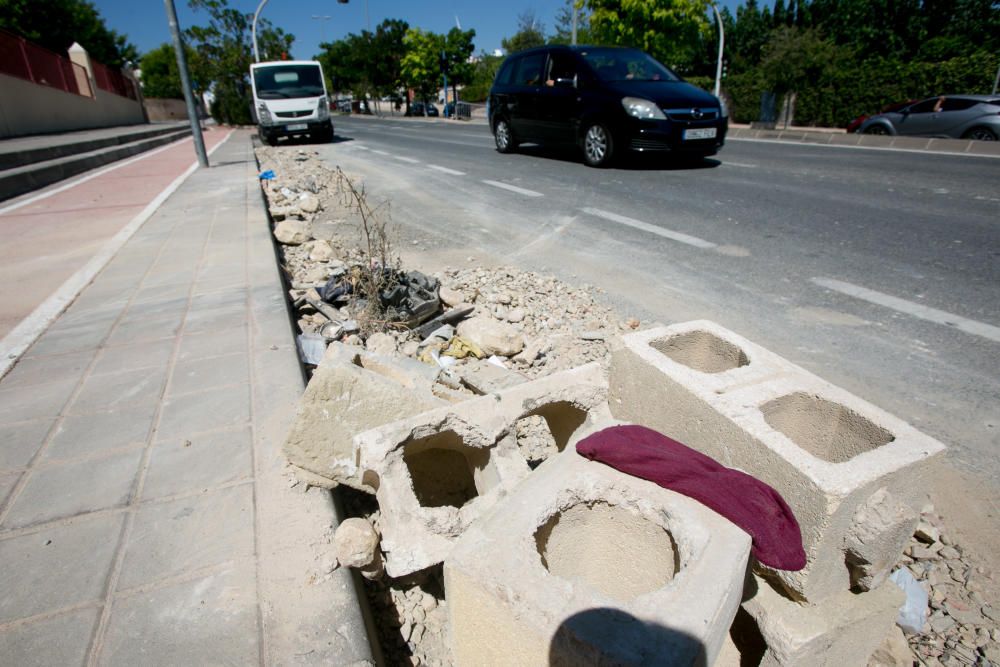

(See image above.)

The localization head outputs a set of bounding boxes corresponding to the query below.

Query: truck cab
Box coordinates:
[250,60,333,145]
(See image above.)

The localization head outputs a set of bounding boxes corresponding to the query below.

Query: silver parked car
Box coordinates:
[857,95,1000,141]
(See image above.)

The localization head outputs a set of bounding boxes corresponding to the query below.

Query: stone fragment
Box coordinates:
[335,518,380,568]
[505,307,526,323]
[868,625,915,667]
[456,359,526,394]
[915,521,940,544]
[299,193,320,213]
[438,286,463,308]
[274,219,310,245]
[366,332,398,357]
[281,344,443,490]
[846,488,919,591]
[456,316,524,357]
[739,574,904,667]
[309,240,335,261]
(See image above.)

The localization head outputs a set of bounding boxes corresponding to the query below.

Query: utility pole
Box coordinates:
[164,0,208,167]
[571,3,578,45]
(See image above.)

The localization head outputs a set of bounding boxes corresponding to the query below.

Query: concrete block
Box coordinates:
[445,446,752,667]
[738,574,904,667]
[353,363,610,577]
[281,343,444,490]
[609,321,945,602]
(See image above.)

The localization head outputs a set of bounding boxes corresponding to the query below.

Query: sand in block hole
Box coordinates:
[650,330,751,374]
[403,430,496,509]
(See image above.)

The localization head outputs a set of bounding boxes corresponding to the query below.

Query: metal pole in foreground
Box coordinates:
[711,3,725,99]
[164,0,208,167]
[993,62,999,95]
[571,4,578,45]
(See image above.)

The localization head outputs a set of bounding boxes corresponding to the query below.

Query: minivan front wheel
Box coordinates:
[494,118,517,153]
[582,122,614,167]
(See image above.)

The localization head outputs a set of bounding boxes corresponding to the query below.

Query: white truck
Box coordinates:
[250,60,333,145]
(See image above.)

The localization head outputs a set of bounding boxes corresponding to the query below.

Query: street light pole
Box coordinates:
[252,0,269,63]
[312,14,332,45]
[164,0,208,167]
[711,3,725,99]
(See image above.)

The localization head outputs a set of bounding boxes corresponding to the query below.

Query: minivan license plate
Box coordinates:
[684,127,717,140]
[287,123,308,131]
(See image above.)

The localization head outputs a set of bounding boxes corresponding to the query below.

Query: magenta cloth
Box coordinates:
[576,425,806,571]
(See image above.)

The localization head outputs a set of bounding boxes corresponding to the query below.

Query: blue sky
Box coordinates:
[93,0,741,62]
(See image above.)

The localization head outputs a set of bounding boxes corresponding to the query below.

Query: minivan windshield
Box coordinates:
[253,64,325,99]
[579,48,680,83]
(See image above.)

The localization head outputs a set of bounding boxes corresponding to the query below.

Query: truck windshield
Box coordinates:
[253,65,325,99]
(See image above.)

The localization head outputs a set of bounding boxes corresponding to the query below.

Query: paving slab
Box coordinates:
[0,130,374,664]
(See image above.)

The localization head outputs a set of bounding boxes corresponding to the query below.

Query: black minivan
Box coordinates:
[488,45,727,167]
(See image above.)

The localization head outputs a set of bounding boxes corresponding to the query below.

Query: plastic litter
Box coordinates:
[429,348,457,369]
[889,568,928,634]
[486,355,507,368]
[258,169,275,180]
[296,333,327,365]
[379,270,440,326]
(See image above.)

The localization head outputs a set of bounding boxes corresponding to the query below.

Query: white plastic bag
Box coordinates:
[889,568,928,634]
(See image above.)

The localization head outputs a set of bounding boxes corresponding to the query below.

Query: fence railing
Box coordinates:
[0,29,137,100]
[92,59,137,100]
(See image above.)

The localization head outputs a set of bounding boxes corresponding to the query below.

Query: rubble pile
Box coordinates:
[255,146,997,667]
[896,506,1000,666]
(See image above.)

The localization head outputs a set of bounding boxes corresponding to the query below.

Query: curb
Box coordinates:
[728,127,1000,157]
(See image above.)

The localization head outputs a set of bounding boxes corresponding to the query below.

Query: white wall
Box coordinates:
[0,74,146,139]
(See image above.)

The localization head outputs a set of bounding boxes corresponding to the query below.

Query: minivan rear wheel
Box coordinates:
[494,118,517,153]
[582,122,614,167]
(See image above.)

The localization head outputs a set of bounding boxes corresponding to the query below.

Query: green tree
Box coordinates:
[551,0,596,45]
[139,44,183,99]
[185,0,293,125]
[461,52,504,102]
[585,0,712,70]
[501,10,546,53]
[0,0,137,66]
[401,28,444,107]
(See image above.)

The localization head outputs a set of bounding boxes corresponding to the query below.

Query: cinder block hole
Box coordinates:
[650,330,750,374]
[534,501,679,603]
[761,392,895,463]
[403,430,494,509]
[516,402,588,468]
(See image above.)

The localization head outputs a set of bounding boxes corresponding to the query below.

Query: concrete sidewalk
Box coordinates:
[0,131,374,665]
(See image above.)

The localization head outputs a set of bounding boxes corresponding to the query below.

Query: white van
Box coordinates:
[250,60,332,145]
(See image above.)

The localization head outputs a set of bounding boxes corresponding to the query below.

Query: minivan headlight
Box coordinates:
[622,97,666,120]
[317,97,330,120]
[257,103,272,125]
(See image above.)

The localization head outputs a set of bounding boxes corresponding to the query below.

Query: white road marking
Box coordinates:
[428,164,465,175]
[353,144,369,150]
[580,207,717,249]
[482,180,543,197]
[0,135,190,216]
[730,136,1000,160]
[0,130,236,378]
[393,155,419,163]
[812,277,1000,344]
[724,161,758,168]
[371,149,390,156]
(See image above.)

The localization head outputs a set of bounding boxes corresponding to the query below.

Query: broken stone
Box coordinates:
[299,193,320,213]
[456,316,525,357]
[505,307,526,323]
[915,521,940,544]
[846,488,919,591]
[309,240,335,261]
[334,517,380,568]
[456,359,527,394]
[438,286,463,308]
[366,332,398,357]
[274,219,310,245]
[869,625,915,667]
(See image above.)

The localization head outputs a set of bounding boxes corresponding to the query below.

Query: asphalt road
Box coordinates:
[316,114,1000,483]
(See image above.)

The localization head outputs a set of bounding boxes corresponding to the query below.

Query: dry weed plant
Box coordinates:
[332,167,401,334]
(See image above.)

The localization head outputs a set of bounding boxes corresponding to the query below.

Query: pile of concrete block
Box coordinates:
[609,320,946,665]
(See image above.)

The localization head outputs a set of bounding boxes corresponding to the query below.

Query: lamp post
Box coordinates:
[711,3,725,99]
[254,0,349,63]
[312,14,332,45]
[164,0,208,167]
